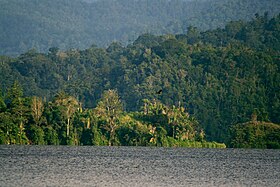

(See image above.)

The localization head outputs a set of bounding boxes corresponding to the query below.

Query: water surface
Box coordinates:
[0,146,279,186]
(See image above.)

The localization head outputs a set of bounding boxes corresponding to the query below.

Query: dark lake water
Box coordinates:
[0,146,279,187]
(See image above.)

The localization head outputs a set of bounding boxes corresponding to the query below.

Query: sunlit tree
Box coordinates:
[95,89,123,146]
[53,92,79,143]
[31,96,44,126]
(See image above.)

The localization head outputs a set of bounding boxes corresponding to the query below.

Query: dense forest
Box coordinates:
[1,0,280,56]
[0,83,226,147]
[0,14,279,148]
[231,120,280,149]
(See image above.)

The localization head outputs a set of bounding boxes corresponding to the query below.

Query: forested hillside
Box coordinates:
[0,14,279,145]
[231,120,280,149]
[1,0,280,56]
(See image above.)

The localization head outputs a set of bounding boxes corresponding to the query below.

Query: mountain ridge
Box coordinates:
[1,0,280,56]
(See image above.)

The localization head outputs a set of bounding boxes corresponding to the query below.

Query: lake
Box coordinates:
[0,146,279,186]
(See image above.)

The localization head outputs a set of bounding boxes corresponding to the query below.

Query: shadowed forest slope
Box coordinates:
[1,0,280,56]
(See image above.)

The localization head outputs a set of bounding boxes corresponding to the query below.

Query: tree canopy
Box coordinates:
[0,14,279,147]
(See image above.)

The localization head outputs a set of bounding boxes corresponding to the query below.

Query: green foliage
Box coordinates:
[0,83,219,147]
[26,125,45,145]
[165,137,226,148]
[231,122,280,148]
[0,112,15,144]
[0,94,6,112]
[94,89,123,146]
[44,126,59,145]
[1,0,280,56]
[0,15,279,148]
[80,129,93,145]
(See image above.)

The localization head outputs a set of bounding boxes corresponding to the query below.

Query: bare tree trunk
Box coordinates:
[19,121,23,144]
[108,128,115,146]
[87,118,90,129]
[67,118,70,137]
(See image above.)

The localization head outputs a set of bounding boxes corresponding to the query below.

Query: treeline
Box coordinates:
[1,0,280,56]
[231,120,280,149]
[0,14,280,147]
[0,83,225,148]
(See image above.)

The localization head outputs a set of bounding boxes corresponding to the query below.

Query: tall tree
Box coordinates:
[53,92,79,143]
[31,96,44,126]
[6,81,29,144]
[95,89,123,146]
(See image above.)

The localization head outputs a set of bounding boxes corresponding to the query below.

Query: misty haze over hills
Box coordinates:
[1,0,280,56]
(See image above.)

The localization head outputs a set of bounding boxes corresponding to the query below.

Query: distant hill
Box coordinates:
[1,0,280,56]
